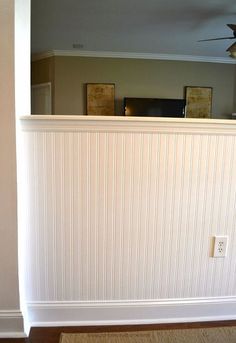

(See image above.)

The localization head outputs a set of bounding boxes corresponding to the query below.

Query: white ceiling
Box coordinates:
[31,0,236,59]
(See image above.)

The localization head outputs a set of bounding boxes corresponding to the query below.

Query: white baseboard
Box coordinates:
[27,297,236,327]
[0,310,26,338]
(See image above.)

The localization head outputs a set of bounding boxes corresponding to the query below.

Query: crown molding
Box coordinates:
[31,51,55,61]
[31,50,236,64]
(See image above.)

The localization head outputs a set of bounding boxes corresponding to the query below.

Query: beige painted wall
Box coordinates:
[0,0,20,312]
[51,56,236,118]
[31,57,54,85]
[31,57,55,114]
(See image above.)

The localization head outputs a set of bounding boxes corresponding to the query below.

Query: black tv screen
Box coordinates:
[124,97,186,117]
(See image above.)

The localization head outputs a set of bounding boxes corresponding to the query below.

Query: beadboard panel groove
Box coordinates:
[20,119,236,323]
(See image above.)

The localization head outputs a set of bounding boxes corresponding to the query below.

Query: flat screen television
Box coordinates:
[124,97,186,117]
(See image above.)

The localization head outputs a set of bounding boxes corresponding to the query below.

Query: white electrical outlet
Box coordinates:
[213,236,228,257]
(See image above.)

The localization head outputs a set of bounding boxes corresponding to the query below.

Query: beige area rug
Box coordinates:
[60,327,236,343]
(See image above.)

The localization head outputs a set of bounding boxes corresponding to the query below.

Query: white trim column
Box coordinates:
[15,0,31,336]
[0,0,30,338]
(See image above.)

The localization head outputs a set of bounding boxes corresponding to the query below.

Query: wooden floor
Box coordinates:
[1,321,236,343]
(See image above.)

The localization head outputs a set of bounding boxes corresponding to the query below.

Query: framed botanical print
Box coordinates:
[86,83,115,115]
[185,86,212,118]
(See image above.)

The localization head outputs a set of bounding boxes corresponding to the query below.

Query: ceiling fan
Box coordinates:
[198,24,236,57]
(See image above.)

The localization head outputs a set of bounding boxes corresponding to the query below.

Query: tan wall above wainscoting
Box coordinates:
[32,57,55,114]
[31,55,236,118]
[31,56,54,85]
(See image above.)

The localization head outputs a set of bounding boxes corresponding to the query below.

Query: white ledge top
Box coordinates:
[20,115,236,135]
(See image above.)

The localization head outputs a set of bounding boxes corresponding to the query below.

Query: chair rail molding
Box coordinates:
[21,115,236,135]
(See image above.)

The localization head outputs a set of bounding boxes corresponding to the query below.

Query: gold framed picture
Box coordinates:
[86,83,115,115]
[185,86,212,118]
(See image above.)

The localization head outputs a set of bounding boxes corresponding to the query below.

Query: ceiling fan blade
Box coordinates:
[227,24,236,32]
[198,36,235,42]
[227,42,236,51]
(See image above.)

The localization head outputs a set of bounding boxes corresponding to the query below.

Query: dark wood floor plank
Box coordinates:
[30,320,236,336]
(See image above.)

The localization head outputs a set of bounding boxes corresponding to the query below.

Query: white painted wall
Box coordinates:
[0,0,30,337]
[15,0,31,118]
[14,0,31,335]
[0,0,24,337]
[20,116,236,326]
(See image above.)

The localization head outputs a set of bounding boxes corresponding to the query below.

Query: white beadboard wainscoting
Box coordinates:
[20,116,236,326]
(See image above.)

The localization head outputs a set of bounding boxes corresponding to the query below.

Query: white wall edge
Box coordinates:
[31,50,236,64]
[20,115,236,135]
[27,297,236,327]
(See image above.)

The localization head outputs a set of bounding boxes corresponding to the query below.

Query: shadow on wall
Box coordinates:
[83,83,87,114]
[115,98,124,115]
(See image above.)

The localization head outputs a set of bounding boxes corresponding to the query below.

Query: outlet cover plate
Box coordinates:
[213,236,228,258]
